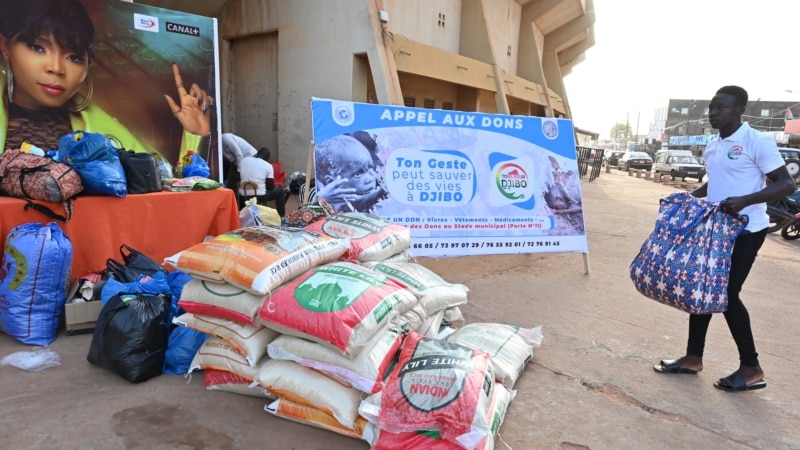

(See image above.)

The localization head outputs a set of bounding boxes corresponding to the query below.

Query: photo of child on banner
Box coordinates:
[0,0,220,178]
[314,131,388,213]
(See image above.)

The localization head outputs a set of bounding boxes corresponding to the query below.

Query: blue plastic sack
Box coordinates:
[182,153,211,178]
[163,326,208,375]
[100,271,172,305]
[57,131,127,197]
[0,222,72,345]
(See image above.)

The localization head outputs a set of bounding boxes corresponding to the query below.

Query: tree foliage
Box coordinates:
[610,123,631,140]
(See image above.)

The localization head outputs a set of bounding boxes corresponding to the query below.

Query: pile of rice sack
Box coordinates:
[165,211,543,449]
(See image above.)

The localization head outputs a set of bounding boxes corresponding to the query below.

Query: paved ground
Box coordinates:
[1,167,798,450]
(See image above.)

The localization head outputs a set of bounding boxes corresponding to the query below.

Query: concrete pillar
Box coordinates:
[653,172,661,182]
[644,171,651,180]
[628,168,634,176]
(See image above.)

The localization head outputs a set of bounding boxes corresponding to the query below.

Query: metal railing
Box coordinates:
[577,146,604,182]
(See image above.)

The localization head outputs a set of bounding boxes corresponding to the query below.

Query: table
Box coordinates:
[0,189,241,282]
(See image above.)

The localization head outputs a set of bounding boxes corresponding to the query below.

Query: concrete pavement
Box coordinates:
[1,167,798,449]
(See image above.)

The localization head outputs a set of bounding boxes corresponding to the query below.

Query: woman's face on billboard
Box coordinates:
[2,33,89,110]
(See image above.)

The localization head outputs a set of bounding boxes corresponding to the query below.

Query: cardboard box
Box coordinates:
[64,301,103,336]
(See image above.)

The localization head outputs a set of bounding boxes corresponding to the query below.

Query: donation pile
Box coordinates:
[165,211,543,449]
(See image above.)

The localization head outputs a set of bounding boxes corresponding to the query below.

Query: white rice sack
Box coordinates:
[268,328,403,394]
[164,226,348,296]
[382,249,414,263]
[256,359,364,429]
[362,261,469,315]
[365,382,515,450]
[359,332,495,450]
[174,312,279,367]
[188,336,262,382]
[257,261,418,357]
[304,212,411,262]
[265,397,369,441]
[203,369,274,399]
[442,306,465,329]
[445,323,543,388]
[390,304,427,334]
[418,309,445,339]
[178,279,266,326]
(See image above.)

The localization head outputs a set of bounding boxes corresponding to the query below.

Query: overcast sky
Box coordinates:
[562,0,800,139]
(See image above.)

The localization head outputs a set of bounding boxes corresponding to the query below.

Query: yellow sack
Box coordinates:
[239,198,281,226]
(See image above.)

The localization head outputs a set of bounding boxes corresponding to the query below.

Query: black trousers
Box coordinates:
[686,229,767,367]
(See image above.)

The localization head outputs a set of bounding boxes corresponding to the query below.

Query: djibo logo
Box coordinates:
[495,163,529,200]
[728,145,744,160]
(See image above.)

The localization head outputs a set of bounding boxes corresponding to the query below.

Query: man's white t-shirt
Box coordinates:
[238,156,274,196]
[702,122,785,232]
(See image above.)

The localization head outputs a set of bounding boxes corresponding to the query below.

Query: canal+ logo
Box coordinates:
[134,13,159,33]
[495,162,529,200]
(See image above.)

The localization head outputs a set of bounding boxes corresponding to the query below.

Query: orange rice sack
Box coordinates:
[304,212,411,262]
[164,226,348,296]
[265,397,370,441]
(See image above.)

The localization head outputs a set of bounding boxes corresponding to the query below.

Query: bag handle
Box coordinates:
[120,244,146,265]
[23,199,71,222]
[664,200,717,234]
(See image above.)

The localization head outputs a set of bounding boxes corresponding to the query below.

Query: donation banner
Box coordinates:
[310,99,588,257]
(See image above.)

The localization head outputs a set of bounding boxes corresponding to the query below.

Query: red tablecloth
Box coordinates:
[0,189,241,282]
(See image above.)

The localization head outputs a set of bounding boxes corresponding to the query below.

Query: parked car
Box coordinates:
[652,149,706,182]
[778,147,800,181]
[604,151,625,168]
[618,151,653,171]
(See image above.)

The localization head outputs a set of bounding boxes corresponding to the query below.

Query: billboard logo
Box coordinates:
[331,101,355,127]
[134,13,159,32]
[167,22,200,37]
[542,119,558,139]
[496,162,529,200]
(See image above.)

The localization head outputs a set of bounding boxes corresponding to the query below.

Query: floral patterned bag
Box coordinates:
[629,192,748,314]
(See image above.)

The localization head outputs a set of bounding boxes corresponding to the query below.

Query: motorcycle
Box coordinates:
[781,212,800,240]
[767,189,800,233]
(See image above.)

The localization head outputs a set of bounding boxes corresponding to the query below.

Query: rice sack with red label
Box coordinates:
[359,332,495,450]
[257,261,418,358]
[164,226,348,296]
[178,279,267,326]
[365,382,515,450]
[304,212,411,262]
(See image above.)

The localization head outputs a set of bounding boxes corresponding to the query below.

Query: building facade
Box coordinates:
[136,0,596,174]
[650,98,798,151]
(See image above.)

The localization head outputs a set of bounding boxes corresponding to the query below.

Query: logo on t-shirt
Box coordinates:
[727,145,744,160]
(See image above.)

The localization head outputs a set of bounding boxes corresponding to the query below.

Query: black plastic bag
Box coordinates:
[105,245,167,283]
[120,244,167,277]
[117,150,162,194]
[87,293,170,383]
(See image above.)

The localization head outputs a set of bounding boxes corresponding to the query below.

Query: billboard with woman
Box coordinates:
[0,0,220,178]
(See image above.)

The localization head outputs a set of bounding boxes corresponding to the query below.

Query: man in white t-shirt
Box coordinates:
[238,147,286,216]
[653,85,795,392]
